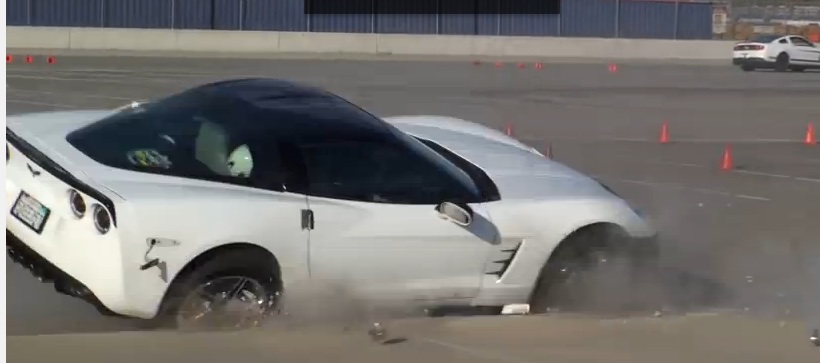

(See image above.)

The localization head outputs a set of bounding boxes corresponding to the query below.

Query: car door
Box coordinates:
[183,115,315,284]
[789,36,820,65]
[293,138,497,304]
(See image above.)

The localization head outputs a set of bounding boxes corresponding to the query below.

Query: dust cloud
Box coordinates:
[191,183,820,340]
[260,279,431,334]
[256,186,820,335]
[552,183,820,336]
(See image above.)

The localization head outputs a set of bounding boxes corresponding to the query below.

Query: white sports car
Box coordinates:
[6,78,658,329]
[732,34,820,72]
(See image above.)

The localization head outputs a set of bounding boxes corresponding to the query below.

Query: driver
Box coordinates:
[226,144,254,178]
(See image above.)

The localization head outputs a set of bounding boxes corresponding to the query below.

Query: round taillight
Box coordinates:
[69,189,86,218]
[92,204,111,234]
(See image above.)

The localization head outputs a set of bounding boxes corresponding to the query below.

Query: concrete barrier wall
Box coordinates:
[6,26,737,60]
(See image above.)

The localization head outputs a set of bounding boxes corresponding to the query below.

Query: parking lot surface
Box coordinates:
[6,54,820,362]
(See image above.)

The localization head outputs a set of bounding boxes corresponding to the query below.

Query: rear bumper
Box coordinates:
[6,230,118,315]
[732,57,772,67]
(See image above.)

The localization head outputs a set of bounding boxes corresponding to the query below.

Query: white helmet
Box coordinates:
[227,144,253,177]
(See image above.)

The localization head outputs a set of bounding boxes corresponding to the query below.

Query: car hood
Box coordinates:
[385,115,617,201]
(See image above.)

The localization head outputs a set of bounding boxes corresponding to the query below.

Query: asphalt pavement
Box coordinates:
[5,53,820,362]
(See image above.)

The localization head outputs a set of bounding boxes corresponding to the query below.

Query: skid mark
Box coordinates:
[6,99,80,109]
[9,88,137,102]
[601,137,799,143]
[608,178,771,202]
[615,159,820,186]
[418,337,539,363]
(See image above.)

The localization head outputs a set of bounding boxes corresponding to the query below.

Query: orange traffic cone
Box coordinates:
[504,123,514,136]
[608,63,618,73]
[720,144,734,171]
[659,121,670,144]
[805,122,816,145]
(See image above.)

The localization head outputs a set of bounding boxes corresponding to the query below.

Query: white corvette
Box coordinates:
[6,78,657,329]
[732,34,820,72]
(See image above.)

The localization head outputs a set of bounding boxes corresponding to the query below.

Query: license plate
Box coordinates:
[11,191,51,234]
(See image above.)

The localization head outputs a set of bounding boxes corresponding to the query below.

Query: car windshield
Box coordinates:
[749,34,780,43]
[319,96,485,201]
[383,121,483,199]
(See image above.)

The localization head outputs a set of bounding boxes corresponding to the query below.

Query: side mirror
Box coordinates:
[435,201,473,227]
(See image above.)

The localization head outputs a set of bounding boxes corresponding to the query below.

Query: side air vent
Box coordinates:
[486,241,523,278]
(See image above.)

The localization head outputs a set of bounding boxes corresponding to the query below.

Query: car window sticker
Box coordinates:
[127,149,173,169]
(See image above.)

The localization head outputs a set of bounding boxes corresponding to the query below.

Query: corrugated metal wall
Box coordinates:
[562,0,619,37]
[5,0,716,40]
[104,0,172,28]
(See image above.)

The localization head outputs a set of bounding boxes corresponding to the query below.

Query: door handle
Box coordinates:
[301,209,314,230]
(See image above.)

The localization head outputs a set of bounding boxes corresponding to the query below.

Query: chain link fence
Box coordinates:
[715,0,820,40]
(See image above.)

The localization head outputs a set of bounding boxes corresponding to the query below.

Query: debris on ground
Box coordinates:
[501,304,531,315]
[368,322,387,342]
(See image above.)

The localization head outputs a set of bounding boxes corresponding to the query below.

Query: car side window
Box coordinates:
[790,37,814,47]
[298,140,471,204]
[779,38,789,44]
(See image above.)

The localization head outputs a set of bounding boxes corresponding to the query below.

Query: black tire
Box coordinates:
[775,53,790,72]
[528,225,659,315]
[142,248,282,331]
[791,66,806,72]
[741,65,755,72]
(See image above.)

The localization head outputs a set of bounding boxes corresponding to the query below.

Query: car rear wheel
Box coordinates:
[149,249,282,331]
[775,53,790,72]
[528,225,660,315]
[791,66,806,72]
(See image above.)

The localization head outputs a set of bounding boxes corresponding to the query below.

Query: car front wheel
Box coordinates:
[528,225,660,315]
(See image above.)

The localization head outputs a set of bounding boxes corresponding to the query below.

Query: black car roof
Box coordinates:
[182,78,393,141]
[199,78,336,102]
